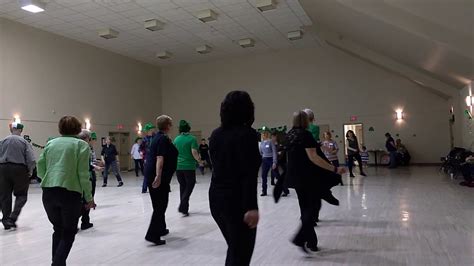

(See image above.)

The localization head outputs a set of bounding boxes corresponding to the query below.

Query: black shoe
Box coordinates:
[81,223,94,230]
[160,229,170,237]
[145,237,166,246]
[361,172,367,177]
[350,174,355,178]
[141,191,147,193]
[102,183,107,187]
[302,243,319,256]
[321,192,339,206]
[117,182,124,187]
[282,193,288,197]
[182,213,190,217]
[2,220,11,230]
[260,192,267,196]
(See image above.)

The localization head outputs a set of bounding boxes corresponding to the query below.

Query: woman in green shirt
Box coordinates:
[37,116,95,266]
[173,120,201,217]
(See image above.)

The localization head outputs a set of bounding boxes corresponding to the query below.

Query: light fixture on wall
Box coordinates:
[20,0,46,13]
[85,118,91,130]
[13,114,21,124]
[396,109,404,121]
[137,122,142,134]
[465,96,473,107]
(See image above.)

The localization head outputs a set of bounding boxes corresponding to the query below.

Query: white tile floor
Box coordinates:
[1,166,473,265]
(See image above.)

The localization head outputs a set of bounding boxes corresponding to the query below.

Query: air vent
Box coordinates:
[144,19,164,31]
[256,0,276,12]
[197,9,217,23]
[287,30,303,41]
[238,38,255,48]
[156,51,172,59]
[196,45,212,54]
[98,28,119,39]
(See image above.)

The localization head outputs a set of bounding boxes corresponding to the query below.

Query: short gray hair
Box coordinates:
[303,108,314,122]
[78,129,91,141]
[156,115,173,131]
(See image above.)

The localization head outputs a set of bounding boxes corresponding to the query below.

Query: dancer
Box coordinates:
[198,138,212,175]
[259,127,277,196]
[173,120,201,217]
[101,136,124,187]
[303,108,320,142]
[144,115,178,246]
[346,130,367,177]
[141,123,156,193]
[77,130,103,230]
[286,111,345,255]
[0,121,36,230]
[321,131,343,185]
[131,137,144,177]
[209,91,261,265]
[385,133,398,168]
[38,116,95,266]
[272,131,289,197]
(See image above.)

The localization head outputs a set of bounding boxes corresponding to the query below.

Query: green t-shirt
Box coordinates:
[308,124,320,142]
[173,133,199,170]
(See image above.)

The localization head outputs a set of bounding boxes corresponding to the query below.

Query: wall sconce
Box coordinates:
[13,114,21,124]
[85,118,91,130]
[137,122,142,134]
[465,96,473,107]
[396,109,404,121]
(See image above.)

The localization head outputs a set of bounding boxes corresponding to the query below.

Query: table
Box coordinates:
[368,149,386,166]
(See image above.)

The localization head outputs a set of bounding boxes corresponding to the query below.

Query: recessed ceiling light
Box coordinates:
[288,30,303,41]
[256,0,276,12]
[197,9,217,23]
[156,51,172,59]
[20,0,45,13]
[196,45,212,54]
[98,28,119,39]
[144,19,164,31]
[238,38,255,48]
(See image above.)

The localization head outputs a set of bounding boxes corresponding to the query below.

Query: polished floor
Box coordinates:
[1,166,473,265]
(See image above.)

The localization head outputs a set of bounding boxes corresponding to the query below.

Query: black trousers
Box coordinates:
[0,164,30,223]
[210,188,256,266]
[294,187,318,249]
[348,153,364,175]
[42,187,82,266]
[146,183,170,241]
[176,170,196,214]
[134,159,144,177]
[81,172,96,225]
[461,163,473,182]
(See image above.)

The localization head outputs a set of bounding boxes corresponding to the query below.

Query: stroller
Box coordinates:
[441,147,471,178]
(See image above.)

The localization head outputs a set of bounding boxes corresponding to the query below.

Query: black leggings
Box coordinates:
[294,187,318,249]
[134,159,144,176]
[348,153,364,175]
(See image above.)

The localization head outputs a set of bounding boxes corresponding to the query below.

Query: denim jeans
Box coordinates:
[261,157,273,194]
[103,161,122,184]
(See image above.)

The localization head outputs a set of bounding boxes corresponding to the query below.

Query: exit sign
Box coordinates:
[117,124,124,130]
[350,116,358,121]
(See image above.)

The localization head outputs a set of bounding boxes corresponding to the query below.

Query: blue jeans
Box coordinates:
[389,151,398,168]
[261,157,273,194]
[103,161,123,185]
[142,175,148,193]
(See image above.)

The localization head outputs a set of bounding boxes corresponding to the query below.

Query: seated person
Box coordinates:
[460,155,474,187]
[396,139,411,166]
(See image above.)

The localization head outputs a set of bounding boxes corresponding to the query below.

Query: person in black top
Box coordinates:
[271,131,289,198]
[346,130,367,177]
[209,91,261,266]
[385,133,398,168]
[144,115,178,246]
[101,137,123,187]
[286,111,345,255]
[198,138,212,175]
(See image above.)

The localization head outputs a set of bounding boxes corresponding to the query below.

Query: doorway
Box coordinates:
[343,123,364,155]
[108,132,130,171]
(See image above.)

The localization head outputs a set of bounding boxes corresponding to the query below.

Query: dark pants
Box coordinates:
[210,188,256,266]
[389,151,398,168]
[146,183,170,241]
[261,157,273,194]
[348,153,364,175]
[176,170,196,214]
[81,172,96,226]
[42,187,82,266]
[199,156,213,175]
[294,187,318,249]
[103,161,122,185]
[272,167,289,195]
[461,163,473,182]
[134,159,144,177]
[0,164,30,224]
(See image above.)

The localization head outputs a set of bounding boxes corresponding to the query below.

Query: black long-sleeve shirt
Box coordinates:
[209,126,261,211]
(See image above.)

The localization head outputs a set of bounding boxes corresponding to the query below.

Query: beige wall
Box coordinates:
[0,18,162,158]
[460,83,474,149]
[162,47,455,163]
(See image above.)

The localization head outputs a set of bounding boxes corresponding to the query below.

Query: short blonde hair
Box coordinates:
[156,115,173,131]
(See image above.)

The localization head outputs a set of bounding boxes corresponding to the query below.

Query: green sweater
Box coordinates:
[173,133,199,171]
[38,136,93,202]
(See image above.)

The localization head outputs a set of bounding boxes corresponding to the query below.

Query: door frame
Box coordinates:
[342,123,364,156]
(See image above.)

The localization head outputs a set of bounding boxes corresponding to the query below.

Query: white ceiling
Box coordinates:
[300,0,474,88]
[0,0,318,65]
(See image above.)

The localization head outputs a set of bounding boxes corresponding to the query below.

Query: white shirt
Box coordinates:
[130,143,142,160]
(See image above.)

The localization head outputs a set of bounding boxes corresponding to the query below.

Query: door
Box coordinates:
[343,123,364,155]
[108,132,131,171]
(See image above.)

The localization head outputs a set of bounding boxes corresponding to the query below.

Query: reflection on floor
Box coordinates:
[1,167,473,265]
